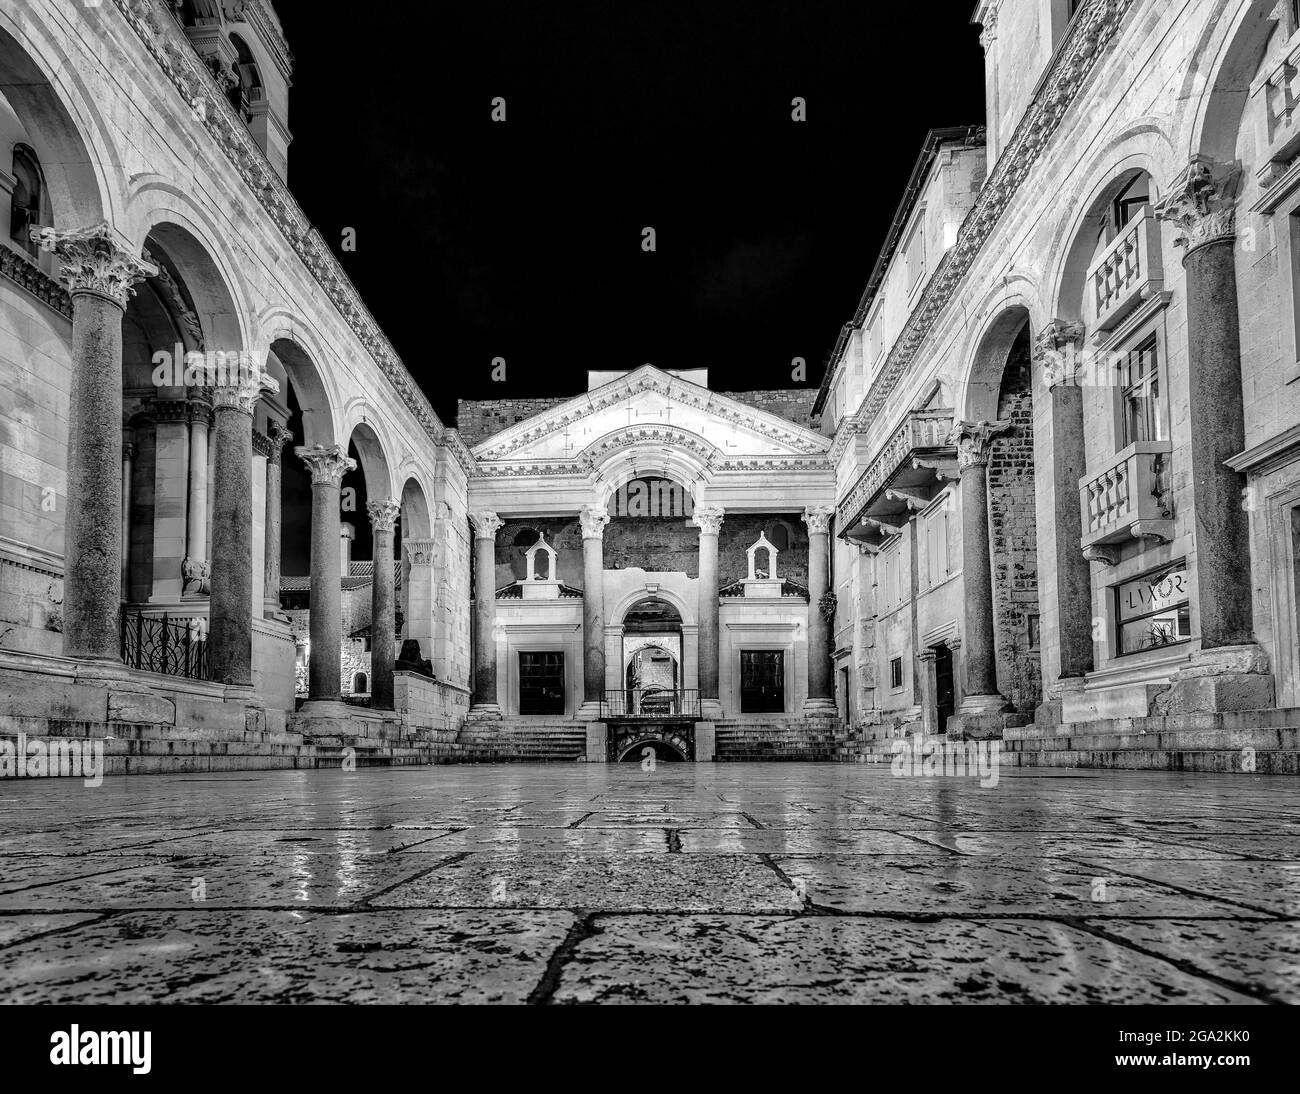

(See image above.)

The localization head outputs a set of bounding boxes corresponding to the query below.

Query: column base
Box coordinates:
[802,697,838,718]
[575,700,604,722]
[299,699,352,720]
[958,693,1012,715]
[74,658,136,687]
[700,698,724,720]
[1153,644,1275,716]
[467,703,503,720]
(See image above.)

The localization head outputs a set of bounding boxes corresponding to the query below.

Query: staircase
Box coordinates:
[714,718,841,762]
[451,718,588,763]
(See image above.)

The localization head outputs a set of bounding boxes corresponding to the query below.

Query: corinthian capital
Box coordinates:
[266,420,293,465]
[1153,157,1241,252]
[802,505,836,536]
[1033,319,1087,390]
[296,443,356,487]
[367,498,402,534]
[469,510,504,540]
[691,505,725,536]
[31,223,157,308]
[949,419,1013,470]
[211,360,279,415]
[579,504,610,540]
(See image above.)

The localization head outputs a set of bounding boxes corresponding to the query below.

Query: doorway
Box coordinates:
[935,643,955,732]
[519,651,565,715]
[740,649,785,713]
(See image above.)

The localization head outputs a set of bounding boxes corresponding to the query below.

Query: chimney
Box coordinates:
[340,522,355,578]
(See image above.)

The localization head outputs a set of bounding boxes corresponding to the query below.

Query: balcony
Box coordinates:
[1252,36,1300,189]
[838,409,954,536]
[1078,441,1173,560]
[1085,208,1163,334]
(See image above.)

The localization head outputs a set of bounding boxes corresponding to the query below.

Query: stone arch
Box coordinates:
[345,420,396,502]
[586,432,718,508]
[266,333,337,448]
[959,303,1036,422]
[610,585,696,629]
[0,16,113,228]
[399,474,433,539]
[1185,0,1276,164]
[398,474,435,661]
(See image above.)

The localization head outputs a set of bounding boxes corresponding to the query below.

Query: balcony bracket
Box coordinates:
[1082,544,1120,566]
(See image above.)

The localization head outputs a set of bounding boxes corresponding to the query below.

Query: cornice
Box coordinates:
[111,0,445,449]
[827,0,1135,463]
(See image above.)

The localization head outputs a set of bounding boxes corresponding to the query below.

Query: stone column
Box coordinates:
[185,399,211,593]
[802,505,837,716]
[469,510,504,716]
[950,419,1013,713]
[209,365,278,689]
[297,444,357,703]
[367,499,401,711]
[579,503,610,718]
[262,420,291,617]
[1152,157,1274,711]
[32,224,156,663]
[692,505,724,718]
[1035,320,1095,689]
[120,440,135,599]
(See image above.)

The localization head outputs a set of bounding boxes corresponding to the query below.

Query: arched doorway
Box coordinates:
[621,596,684,714]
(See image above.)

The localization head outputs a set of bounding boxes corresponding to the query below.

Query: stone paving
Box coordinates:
[0,764,1296,1003]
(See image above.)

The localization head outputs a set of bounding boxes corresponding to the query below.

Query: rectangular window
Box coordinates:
[867,315,883,366]
[1112,175,1150,230]
[889,656,904,690]
[740,650,785,713]
[921,499,951,588]
[904,218,926,290]
[1114,562,1193,656]
[1118,335,1165,448]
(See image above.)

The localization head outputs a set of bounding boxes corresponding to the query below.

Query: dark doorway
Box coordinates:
[935,644,955,732]
[741,650,785,713]
[519,651,565,715]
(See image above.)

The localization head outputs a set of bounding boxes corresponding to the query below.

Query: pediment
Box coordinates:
[471,365,829,466]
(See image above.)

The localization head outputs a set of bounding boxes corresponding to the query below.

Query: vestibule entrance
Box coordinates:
[616,596,696,717]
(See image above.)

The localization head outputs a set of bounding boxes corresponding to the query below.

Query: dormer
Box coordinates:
[171,1,294,182]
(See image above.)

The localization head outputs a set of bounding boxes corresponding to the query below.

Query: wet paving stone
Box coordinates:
[0,763,1295,1002]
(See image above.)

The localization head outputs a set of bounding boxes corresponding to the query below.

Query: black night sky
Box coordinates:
[278,1,986,426]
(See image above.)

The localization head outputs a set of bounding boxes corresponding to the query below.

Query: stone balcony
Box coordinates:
[1078,440,1173,562]
[1085,208,1164,334]
[838,409,954,540]
[1252,30,1300,189]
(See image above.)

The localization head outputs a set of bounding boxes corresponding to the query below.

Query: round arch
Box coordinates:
[268,335,337,448]
[1186,0,1276,163]
[399,475,433,539]
[583,430,718,508]
[0,16,112,227]
[957,304,1035,422]
[609,584,696,629]
[345,420,396,501]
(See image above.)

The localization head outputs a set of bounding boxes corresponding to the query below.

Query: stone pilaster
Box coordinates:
[950,419,1013,715]
[692,505,724,718]
[1152,157,1274,713]
[1034,319,1095,695]
[802,505,837,716]
[367,499,401,711]
[578,503,610,719]
[262,420,291,617]
[296,443,356,703]
[469,510,504,716]
[32,223,156,663]
[209,365,278,689]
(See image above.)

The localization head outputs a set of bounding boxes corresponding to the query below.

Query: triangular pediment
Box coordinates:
[469,365,829,465]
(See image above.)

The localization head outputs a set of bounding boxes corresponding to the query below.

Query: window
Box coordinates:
[877,542,904,611]
[519,651,565,714]
[1118,335,1165,447]
[904,217,926,290]
[1112,175,1150,230]
[889,656,904,690]
[10,145,44,258]
[767,521,791,552]
[866,314,883,366]
[1114,562,1193,656]
[921,496,952,588]
[740,650,785,713]
[352,672,368,693]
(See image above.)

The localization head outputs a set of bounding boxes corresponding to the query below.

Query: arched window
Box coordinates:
[767,521,791,552]
[229,34,264,109]
[352,672,368,694]
[10,145,45,259]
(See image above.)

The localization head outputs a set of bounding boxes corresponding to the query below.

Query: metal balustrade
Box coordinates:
[120,609,210,681]
[600,689,701,719]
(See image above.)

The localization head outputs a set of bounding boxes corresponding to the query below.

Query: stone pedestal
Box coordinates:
[209,366,278,687]
[951,420,1013,715]
[692,506,724,719]
[578,504,610,721]
[469,511,503,716]
[33,224,156,663]
[368,499,401,712]
[802,505,837,716]
[297,444,356,701]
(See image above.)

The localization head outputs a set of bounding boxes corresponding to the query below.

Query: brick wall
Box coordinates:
[720,389,819,429]
[454,397,569,446]
[987,333,1042,712]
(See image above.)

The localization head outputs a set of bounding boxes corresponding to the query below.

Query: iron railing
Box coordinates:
[120,609,210,681]
[600,688,701,719]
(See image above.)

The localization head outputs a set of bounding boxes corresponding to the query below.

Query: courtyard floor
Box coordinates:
[0,762,1296,1004]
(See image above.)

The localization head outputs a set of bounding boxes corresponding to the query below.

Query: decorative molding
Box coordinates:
[296,443,355,487]
[142,247,204,347]
[1033,318,1087,390]
[250,429,273,458]
[802,505,836,536]
[1153,156,1241,252]
[827,0,1136,463]
[265,419,292,464]
[469,510,504,539]
[31,222,157,307]
[1083,544,1120,566]
[211,362,278,414]
[403,538,436,566]
[0,246,71,317]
